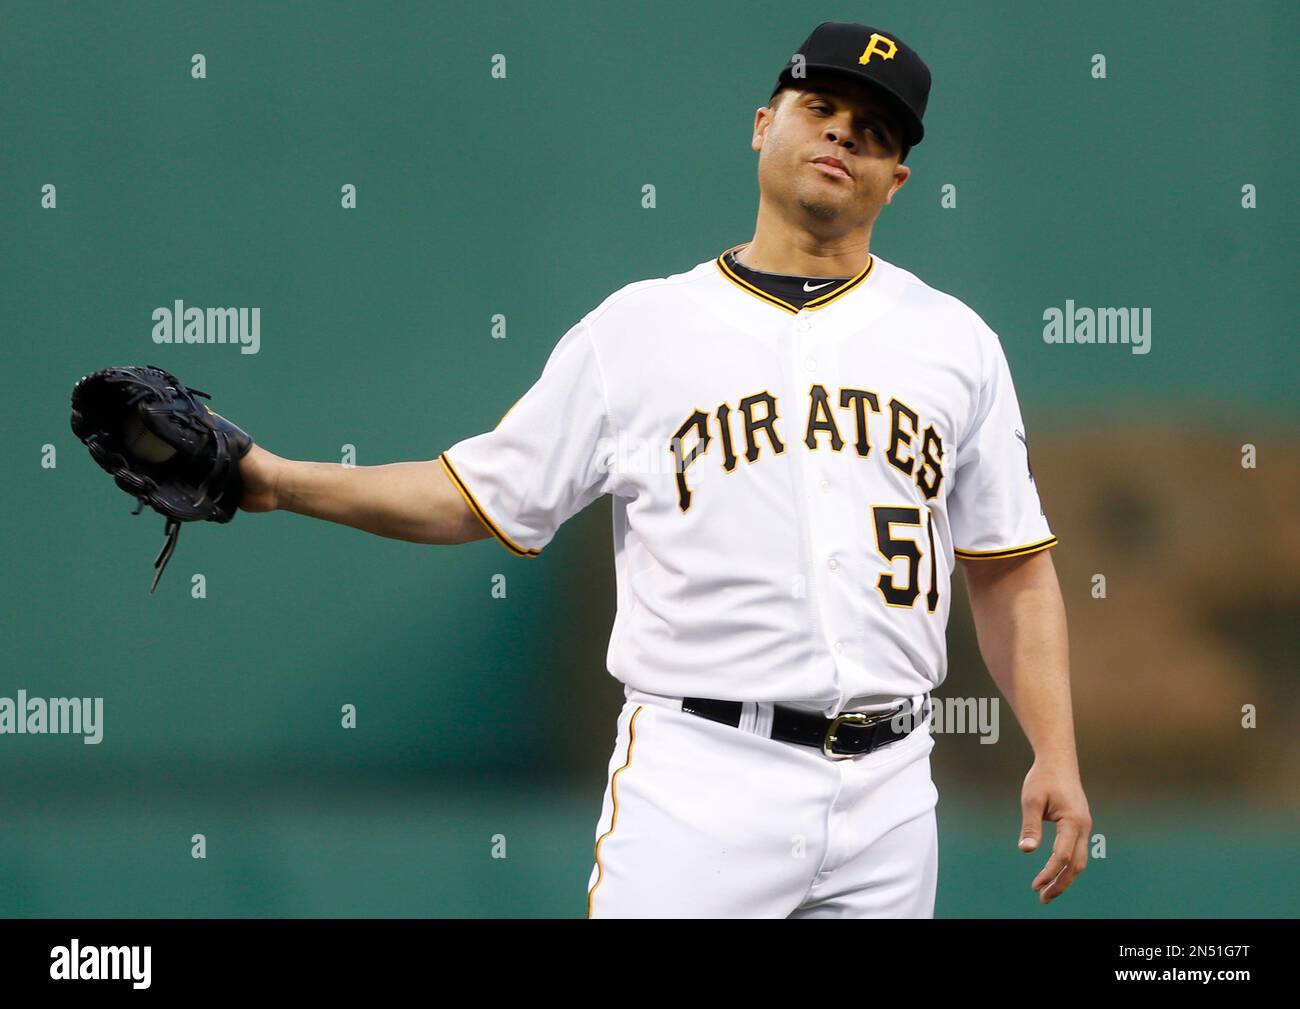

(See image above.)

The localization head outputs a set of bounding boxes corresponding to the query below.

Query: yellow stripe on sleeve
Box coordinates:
[438,451,540,558]
[954,535,1059,561]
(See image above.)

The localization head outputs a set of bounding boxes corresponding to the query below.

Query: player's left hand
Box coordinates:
[1018,758,1091,905]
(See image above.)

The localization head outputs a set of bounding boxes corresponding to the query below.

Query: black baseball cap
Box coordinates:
[769,22,932,150]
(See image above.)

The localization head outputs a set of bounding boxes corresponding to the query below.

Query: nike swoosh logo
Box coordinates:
[803,280,834,292]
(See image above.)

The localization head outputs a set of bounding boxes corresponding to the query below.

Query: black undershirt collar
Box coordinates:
[723,249,853,310]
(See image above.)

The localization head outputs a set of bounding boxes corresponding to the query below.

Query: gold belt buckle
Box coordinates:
[822,707,897,760]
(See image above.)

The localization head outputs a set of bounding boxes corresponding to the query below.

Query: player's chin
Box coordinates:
[801,174,857,200]
[795,184,856,216]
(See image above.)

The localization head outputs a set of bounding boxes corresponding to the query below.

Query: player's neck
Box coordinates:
[741,211,873,278]
[743,197,873,275]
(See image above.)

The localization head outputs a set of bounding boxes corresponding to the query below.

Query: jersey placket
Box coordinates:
[789,305,851,716]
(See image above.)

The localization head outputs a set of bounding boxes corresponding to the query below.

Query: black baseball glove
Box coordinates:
[70,365,253,592]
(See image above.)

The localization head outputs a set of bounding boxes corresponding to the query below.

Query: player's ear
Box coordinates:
[885,163,911,203]
[752,105,773,152]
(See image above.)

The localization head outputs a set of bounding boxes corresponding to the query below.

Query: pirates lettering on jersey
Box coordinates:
[670,384,946,512]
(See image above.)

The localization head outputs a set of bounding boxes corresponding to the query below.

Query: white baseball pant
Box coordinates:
[585,686,939,918]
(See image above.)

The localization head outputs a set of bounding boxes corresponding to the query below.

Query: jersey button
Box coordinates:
[827,556,839,571]
[804,357,818,372]
[820,479,830,493]
[796,319,812,332]
[834,640,845,654]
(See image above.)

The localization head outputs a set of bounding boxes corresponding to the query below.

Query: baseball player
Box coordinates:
[235,21,1091,917]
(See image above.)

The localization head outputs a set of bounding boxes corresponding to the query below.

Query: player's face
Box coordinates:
[752,82,910,227]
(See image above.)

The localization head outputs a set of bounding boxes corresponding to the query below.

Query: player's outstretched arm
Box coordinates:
[238,443,490,546]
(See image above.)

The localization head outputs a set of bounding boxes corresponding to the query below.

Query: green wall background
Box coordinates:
[3,1,1295,917]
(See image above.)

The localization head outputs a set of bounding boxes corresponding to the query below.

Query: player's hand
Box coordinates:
[1018,758,1091,905]
[238,443,285,513]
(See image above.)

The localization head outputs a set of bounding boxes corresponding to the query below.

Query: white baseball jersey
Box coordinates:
[440,245,1055,717]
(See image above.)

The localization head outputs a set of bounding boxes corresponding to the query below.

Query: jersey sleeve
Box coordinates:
[948,319,1057,561]
[438,320,616,557]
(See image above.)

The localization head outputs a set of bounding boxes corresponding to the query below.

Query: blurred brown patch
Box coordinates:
[943,425,1300,801]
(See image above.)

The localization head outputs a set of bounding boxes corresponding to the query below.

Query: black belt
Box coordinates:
[681,694,930,760]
